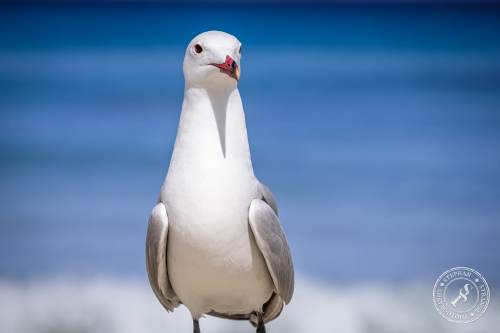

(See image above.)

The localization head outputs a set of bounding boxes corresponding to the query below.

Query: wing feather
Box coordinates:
[249,199,294,305]
[146,202,180,312]
[258,182,278,215]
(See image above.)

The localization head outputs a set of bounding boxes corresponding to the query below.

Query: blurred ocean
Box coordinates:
[1,3,500,332]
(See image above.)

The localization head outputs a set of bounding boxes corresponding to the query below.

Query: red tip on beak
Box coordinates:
[212,55,240,81]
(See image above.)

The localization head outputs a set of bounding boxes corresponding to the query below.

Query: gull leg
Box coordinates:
[256,314,266,333]
[193,318,201,333]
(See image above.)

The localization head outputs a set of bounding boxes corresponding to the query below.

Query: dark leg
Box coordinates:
[193,318,200,333]
[256,314,266,333]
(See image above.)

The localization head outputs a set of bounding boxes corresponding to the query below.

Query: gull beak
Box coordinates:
[212,55,240,81]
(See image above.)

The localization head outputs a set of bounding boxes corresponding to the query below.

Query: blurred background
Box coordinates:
[1,1,499,333]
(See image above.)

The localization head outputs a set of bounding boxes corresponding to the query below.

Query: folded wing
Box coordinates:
[249,198,294,322]
[146,202,180,312]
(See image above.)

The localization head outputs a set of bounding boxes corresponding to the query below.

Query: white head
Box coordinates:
[183,31,242,88]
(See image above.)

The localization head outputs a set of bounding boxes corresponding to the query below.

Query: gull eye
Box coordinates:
[239,45,242,54]
[194,44,203,54]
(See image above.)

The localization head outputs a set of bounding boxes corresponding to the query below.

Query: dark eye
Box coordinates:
[194,44,203,54]
[239,45,242,54]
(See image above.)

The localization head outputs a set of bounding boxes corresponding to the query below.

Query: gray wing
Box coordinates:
[249,199,294,306]
[258,181,278,215]
[146,202,180,312]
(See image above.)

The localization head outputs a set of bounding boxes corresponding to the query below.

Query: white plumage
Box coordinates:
[146,31,294,333]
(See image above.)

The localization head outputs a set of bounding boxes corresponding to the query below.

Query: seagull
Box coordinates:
[146,31,294,333]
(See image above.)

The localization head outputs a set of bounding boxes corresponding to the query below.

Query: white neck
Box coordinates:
[166,83,254,181]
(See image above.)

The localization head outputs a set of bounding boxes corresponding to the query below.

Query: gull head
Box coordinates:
[183,31,242,88]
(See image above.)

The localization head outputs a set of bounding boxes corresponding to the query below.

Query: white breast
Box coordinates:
[161,86,273,318]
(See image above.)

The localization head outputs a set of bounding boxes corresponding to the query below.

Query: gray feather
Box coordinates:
[249,199,294,304]
[146,202,180,312]
[258,182,278,215]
